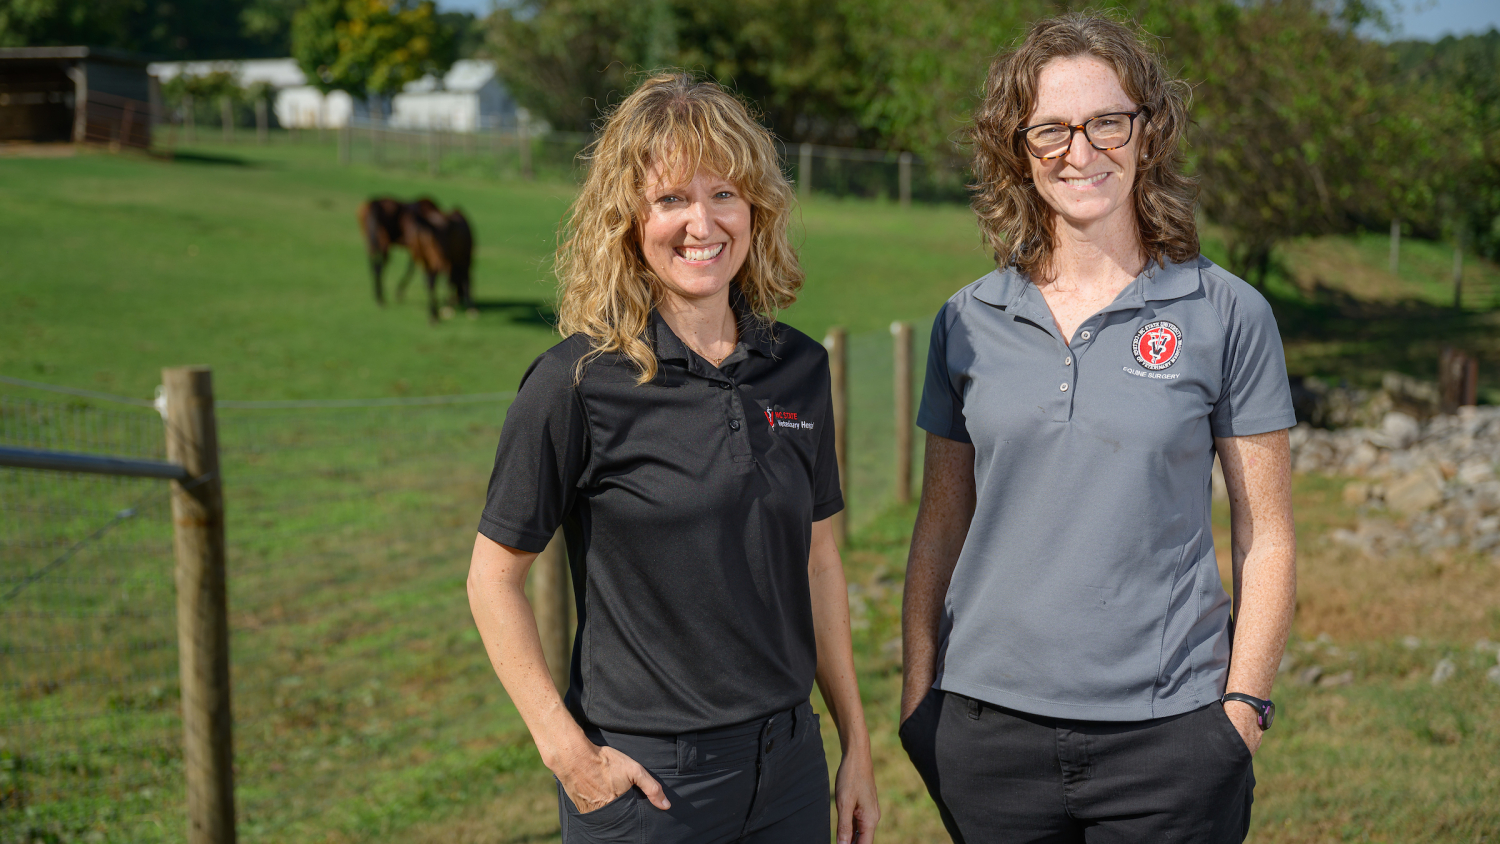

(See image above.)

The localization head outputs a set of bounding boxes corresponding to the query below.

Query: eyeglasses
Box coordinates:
[1016,110,1146,161]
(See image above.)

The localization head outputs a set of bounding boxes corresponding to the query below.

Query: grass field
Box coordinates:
[2,136,1499,842]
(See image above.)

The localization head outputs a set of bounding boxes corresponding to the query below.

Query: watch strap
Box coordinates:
[1221,692,1275,730]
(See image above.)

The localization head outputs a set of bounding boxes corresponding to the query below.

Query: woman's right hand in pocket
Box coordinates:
[554,743,670,813]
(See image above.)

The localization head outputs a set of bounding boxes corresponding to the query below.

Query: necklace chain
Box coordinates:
[688,328,737,367]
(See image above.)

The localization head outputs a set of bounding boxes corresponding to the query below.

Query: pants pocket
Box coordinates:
[1210,702,1254,763]
[559,779,641,844]
[898,688,942,790]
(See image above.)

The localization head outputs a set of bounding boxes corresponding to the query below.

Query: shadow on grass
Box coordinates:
[165,150,256,167]
[1267,277,1500,385]
[471,299,557,328]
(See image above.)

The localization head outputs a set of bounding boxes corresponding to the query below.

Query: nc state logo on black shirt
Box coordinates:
[1132,321,1182,371]
[765,408,814,431]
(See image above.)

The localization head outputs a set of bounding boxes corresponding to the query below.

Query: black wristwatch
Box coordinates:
[1221,692,1275,730]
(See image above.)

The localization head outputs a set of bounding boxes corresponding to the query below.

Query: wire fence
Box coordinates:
[0,397,181,841]
[0,317,928,841]
[160,117,973,205]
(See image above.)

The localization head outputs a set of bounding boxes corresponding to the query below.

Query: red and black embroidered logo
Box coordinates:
[1132,321,1182,371]
[765,409,813,431]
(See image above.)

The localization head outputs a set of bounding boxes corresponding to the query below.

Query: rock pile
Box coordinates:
[1289,405,1500,557]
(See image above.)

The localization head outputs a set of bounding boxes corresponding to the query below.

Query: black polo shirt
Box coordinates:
[478,302,843,735]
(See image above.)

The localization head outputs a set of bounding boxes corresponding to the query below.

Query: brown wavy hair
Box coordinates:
[554,72,803,384]
[969,12,1198,283]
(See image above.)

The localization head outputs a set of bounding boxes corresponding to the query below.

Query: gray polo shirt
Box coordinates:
[918,255,1295,722]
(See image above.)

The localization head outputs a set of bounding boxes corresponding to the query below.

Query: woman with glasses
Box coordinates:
[467,73,879,844]
[899,13,1296,842]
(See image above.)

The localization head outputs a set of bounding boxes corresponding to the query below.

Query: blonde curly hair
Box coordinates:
[554,72,803,384]
[970,12,1199,283]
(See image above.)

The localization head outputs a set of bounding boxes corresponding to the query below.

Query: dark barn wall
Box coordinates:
[85,58,150,102]
[0,50,152,147]
[0,61,75,142]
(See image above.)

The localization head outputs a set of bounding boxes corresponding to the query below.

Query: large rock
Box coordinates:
[1385,465,1445,515]
[1373,411,1422,449]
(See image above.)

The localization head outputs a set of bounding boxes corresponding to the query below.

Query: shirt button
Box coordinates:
[729,419,741,431]
[1060,383,1069,392]
[1080,330,1091,340]
[1064,356,1072,366]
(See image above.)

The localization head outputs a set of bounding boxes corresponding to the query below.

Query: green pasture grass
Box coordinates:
[4,136,1500,842]
[0,137,990,407]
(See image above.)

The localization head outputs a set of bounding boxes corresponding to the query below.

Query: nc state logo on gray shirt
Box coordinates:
[1133,320,1183,370]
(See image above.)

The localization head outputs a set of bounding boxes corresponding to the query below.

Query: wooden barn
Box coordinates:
[0,47,157,149]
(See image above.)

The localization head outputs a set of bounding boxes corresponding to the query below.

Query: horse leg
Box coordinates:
[371,252,388,305]
[439,270,457,320]
[395,253,416,302]
[425,268,441,324]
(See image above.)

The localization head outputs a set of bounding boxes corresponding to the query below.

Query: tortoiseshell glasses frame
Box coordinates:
[1015,110,1147,161]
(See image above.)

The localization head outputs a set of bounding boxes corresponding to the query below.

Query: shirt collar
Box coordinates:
[647,284,776,364]
[970,256,1204,312]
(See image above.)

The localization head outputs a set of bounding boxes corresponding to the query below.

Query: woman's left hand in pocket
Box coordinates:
[1225,703,1263,756]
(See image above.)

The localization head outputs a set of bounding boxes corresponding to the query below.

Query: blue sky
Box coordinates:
[436,0,1500,41]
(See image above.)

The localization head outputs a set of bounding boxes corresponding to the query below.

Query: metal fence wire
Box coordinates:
[180,121,973,206]
[1,396,181,842]
[845,319,931,529]
[1,318,928,841]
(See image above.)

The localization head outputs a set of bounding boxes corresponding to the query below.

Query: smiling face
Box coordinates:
[1025,55,1141,232]
[639,164,753,309]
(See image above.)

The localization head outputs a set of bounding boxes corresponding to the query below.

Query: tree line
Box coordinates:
[4,0,1496,274]
[486,0,1499,276]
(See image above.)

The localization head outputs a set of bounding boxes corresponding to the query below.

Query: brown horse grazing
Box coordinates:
[357,197,475,322]
[396,199,476,323]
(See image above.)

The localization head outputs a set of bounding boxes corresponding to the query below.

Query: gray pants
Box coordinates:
[900,690,1255,844]
[558,701,829,844]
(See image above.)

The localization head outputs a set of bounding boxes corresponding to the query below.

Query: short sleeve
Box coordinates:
[1208,283,1297,438]
[477,350,589,552]
[916,303,972,444]
[811,351,845,521]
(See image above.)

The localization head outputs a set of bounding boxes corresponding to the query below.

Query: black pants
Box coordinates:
[558,701,829,844]
[900,690,1255,844]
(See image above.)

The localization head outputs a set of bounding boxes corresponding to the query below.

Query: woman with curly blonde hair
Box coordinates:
[900,13,1296,842]
[468,72,878,844]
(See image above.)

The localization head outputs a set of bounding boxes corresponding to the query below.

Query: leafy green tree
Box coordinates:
[1393,29,1500,261]
[292,0,455,116]
[0,0,138,49]
[839,0,1045,157]
[1126,0,1458,284]
[668,0,865,145]
[481,0,678,133]
[436,10,484,59]
[1,0,290,58]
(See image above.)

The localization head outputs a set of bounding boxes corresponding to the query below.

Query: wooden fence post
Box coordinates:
[220,97,232,143]
[531,530,571,695]
[254,98,267,146]
[1439,347,1479,413]
[892,321,913,505]
[799,144,813,199]
[184,93,196,144]
[898,152,912,208]
[163,367,236,844]
[1389,219,1400,275]
[428,127,440,176]
[338,122,350,166]
[824,327,847,547]
[1453,235,1465,310]
[519,112,533,180]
